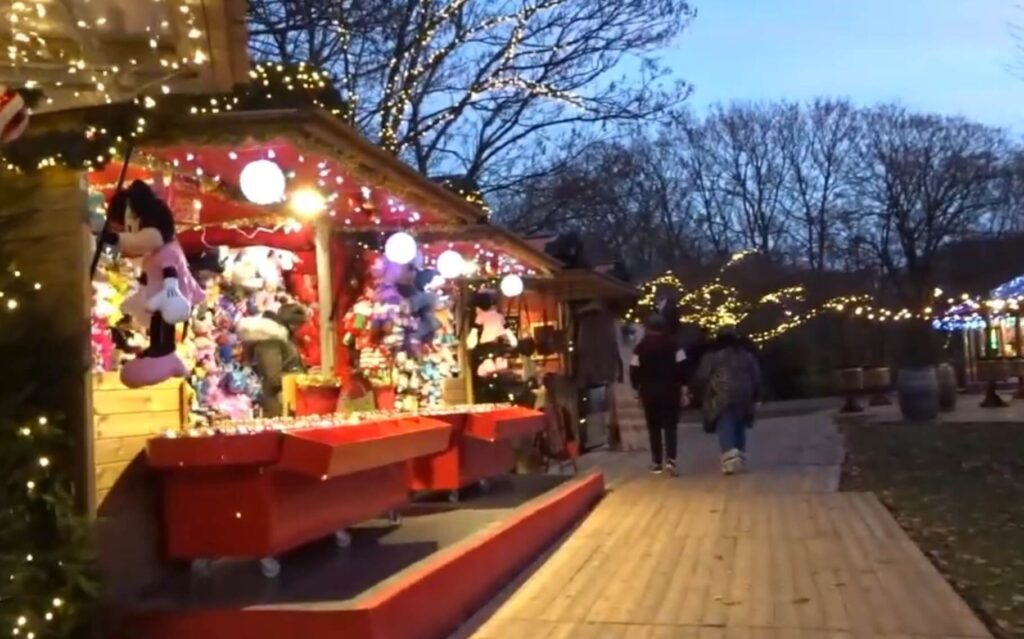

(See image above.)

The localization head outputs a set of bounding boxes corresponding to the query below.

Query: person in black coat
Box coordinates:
[630,313,687,476]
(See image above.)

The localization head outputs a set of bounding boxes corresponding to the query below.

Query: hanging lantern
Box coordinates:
[385,231,417,265]
[500,274,524,298]
[436,250,465,280]
[239,159,286,205]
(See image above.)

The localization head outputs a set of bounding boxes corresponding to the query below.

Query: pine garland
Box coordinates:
[0,63,350,175]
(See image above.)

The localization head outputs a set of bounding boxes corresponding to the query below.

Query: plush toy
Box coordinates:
[90,282,116,373]
[467,291,518,350]
[103,180,204,388]
[408,268,443,343]
[222,248,260,292]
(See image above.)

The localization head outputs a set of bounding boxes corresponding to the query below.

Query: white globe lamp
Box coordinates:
[436,250,465,280]
[384,231,418,265]
[239,160,286,205]
[500,273,524,298]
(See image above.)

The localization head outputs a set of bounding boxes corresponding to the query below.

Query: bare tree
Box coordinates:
[856,105,1008,307]
[248,0,695,193]
[498,136,697,275]
[698,103,791,255]
[674,112,735,254]
[778,99,859,271]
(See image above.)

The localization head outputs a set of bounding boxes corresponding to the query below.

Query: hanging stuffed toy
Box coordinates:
[103,180,204,388]
[0,86,30,144]
[408,268,443,343]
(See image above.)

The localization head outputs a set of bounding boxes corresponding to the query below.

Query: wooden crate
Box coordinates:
[91,372,187,507]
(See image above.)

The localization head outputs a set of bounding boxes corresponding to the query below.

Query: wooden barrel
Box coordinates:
[838,368,864,391]
[935,363,957,412]
[896,367,939,422]
[863,366,891,391]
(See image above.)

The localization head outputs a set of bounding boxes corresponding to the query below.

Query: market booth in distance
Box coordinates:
[2,91,602,637]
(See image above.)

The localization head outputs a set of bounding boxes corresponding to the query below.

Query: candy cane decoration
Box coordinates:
[0,86,29,144]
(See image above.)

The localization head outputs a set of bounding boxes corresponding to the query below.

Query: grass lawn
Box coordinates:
[841,421,1024,638]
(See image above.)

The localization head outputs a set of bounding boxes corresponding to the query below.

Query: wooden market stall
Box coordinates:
[2,101,548,593]
[0,5,593,636]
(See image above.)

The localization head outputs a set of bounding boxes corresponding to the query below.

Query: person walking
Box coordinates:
[694,325,762,475]
[630,313,687,476]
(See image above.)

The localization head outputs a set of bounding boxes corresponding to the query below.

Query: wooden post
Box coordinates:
[458,282,473,401]
[315,220,335,375]
[1015,315,1022,358]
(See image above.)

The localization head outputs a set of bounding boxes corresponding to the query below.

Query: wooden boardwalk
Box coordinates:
[457,413,990,639]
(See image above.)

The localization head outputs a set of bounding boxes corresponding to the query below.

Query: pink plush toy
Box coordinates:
[104,181,204,388]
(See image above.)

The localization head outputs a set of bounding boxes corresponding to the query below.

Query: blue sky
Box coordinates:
[663,0,1024,130]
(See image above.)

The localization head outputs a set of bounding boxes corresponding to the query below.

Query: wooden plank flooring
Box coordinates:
[457,413,990,639]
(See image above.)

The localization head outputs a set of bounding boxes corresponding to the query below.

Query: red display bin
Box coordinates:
[147,431,281,468]
[294,385,341,416]
[148,416,451,578]
[406,407,545,501]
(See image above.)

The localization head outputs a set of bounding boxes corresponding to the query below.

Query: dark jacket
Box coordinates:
[629,329,686,404]
[238,305,307,416]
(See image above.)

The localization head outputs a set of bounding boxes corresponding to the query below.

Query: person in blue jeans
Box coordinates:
[694,325,761,475]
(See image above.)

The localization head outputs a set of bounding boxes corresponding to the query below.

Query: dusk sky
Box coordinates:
[664,0,1024,131]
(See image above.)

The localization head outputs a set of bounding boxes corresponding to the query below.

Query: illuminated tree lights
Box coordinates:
[625,250,871,344]
[0,63,347,176]
[0,261,96,637]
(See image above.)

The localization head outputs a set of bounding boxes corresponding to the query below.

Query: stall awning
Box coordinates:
[51,105,486,231]
[419,224,561,277]
[532,269,638,302]
[0,0,249,111]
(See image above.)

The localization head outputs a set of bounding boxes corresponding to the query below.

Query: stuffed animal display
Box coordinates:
[178,246,308,424]
[342,255,458,410]
[467,290,518,378]
[468,290,532,405]
[341,257,418,390]
[90,281,116,373]
[103,180,205,388]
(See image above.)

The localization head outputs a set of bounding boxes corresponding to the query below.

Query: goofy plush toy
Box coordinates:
[103,180,204,388]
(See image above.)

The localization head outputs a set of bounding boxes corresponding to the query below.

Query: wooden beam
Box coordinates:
[315,219,335,375]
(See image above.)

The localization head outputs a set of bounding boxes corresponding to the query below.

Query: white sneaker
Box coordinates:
[721,449,741,475]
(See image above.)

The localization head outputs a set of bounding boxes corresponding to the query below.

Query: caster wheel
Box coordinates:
[478,479,490,492]
[259,557,281,579]
[447,490,460,503]
[387,511,403,525]
[334,530,352,548]
[190,558,214,578]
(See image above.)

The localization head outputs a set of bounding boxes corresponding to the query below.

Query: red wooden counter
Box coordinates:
[146,416,451,578]
[406,406,546,502]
